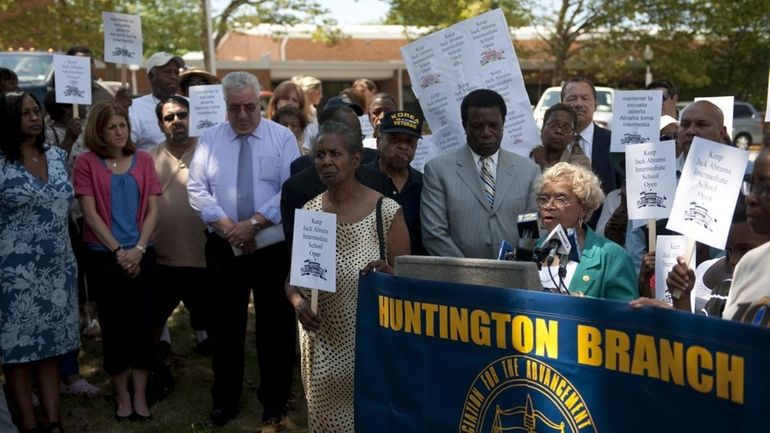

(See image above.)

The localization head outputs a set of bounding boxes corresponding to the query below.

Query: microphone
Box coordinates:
[514,213,540,261]
[543,224,571,266]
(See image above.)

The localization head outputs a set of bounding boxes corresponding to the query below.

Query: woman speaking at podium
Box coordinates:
[535,162,637,300]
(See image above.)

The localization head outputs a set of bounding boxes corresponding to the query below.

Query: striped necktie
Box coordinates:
[480,156,495,208]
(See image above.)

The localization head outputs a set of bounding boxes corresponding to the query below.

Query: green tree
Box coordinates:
[0,0,199,75]
[384,0,530,34]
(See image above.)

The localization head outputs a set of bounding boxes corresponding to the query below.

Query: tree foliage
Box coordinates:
[384,0,530,34]
[212,0,341,48]
[0,0,199,59]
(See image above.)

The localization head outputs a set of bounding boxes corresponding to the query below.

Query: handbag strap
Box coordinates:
[376,196,385,260]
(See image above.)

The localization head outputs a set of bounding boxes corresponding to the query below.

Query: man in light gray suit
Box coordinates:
[421,89,539,258]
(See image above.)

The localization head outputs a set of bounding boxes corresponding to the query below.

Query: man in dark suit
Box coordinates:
[561,77,619,227]
[421,89,540,259]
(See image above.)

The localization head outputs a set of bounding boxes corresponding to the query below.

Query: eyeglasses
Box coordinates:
[227,103,258,114]
[742,179,770,198]
[162,111,188,122]
[536,194,571,207]
[544,120,574,133]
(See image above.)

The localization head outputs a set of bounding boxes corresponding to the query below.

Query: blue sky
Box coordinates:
[211,0,391,26]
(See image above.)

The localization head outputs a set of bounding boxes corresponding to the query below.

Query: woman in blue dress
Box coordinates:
[0,92,79,433]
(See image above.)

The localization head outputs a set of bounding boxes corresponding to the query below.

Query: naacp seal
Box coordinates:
[460,355,597,433]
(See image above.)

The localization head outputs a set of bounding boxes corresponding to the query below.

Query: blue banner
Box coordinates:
[355,273,770,432]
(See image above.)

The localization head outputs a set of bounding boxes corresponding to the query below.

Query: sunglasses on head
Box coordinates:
[163,111,188,122]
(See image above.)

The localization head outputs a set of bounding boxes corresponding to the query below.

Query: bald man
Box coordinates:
[677,100,728,158]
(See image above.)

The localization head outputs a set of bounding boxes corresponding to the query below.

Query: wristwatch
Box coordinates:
[249,217,262,232]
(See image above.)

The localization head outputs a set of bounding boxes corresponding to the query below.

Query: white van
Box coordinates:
[533,86,615,130]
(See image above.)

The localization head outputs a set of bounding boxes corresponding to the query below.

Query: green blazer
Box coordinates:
[538,227,638,301]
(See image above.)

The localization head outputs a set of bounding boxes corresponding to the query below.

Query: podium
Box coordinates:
[394,255,543,291]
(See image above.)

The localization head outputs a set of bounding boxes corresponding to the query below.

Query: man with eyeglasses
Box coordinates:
[148,96,211,359]
[129,51,185,150]
[722,148,770,322]
[646,80,679,119]
[662,146,770,325]
[560,77,619,228]
[188,72,299,429]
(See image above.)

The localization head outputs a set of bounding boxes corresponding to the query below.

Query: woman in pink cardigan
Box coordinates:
[73,101,161,423]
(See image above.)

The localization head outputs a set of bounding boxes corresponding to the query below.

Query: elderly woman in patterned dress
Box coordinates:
[285,121,410,432]
[0,91,79,433]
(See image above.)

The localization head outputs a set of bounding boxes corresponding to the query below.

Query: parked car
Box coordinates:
[733,101,764,150]
[533,86,615,129]
[0,51,55,103]
[677,100,764,150]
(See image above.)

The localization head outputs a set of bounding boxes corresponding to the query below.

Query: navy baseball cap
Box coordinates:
[323,95,363,117]
[380,111,422,138]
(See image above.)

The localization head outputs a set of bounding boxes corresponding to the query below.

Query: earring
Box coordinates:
[578,217,584,227]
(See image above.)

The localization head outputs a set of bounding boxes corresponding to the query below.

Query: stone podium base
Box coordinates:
[394,255,543,290]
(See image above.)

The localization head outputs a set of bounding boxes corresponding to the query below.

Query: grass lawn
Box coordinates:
[55,303,309,433]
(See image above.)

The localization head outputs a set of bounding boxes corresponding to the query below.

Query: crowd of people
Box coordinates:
[0,44,769,433]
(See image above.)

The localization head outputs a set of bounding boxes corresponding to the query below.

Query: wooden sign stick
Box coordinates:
[120,64,128,87]
[671,237,696,299]
[647,219,656,252]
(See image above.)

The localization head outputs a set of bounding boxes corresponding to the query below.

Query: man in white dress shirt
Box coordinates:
[188,71,299,429]
[129,52,184,150]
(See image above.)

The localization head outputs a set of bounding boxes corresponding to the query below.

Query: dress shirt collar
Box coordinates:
[469,146,500,174]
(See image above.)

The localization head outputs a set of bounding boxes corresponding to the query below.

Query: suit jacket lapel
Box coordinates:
[455,147,489,209]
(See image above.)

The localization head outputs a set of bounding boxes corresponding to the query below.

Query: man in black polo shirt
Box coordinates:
[366,111,426,254]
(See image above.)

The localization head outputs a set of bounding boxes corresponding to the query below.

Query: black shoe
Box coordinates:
[209,406,238,427]
[132,412,153,422]
[194,338,211,356]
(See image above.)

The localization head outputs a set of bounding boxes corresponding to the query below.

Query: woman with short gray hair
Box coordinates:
[535,162,637,300]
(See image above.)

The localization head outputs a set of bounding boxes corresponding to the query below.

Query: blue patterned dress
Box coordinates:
[0,146,80,363]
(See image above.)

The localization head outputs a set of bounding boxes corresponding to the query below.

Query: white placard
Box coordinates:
[654,235,696,301]
[103,12,143,65]
[290,209,337,292]
[410,135,437,173]
[666,137,748,249]
[693,96,733,140]
[53,54,91,105]
[189,84,226,137]
[610,90,662,152]
[625,141,677,220]
[400,9,539,157]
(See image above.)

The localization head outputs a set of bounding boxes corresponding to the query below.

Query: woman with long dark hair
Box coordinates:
[0,91,79,433]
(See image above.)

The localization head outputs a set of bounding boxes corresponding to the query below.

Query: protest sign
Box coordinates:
[188,84,226,137]
[694,96,734,140]
[625,141,677,221]
[410,135,437,173]
[610,90,661,152]
[290,209,336,294]
[102,12,143,65]
[666,137,748,249]
[654,235,696,301]
[401,9,539,156]
[356,272,770,432]
[53,54,91,105]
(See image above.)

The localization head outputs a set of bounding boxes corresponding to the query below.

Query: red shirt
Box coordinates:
[73,150,162,246]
